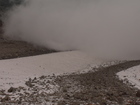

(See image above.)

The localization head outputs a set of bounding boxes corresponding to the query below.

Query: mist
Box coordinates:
[3,0,140,60]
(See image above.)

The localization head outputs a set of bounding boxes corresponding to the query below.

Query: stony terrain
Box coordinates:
[0,61,140,105]
[0,34,57,60]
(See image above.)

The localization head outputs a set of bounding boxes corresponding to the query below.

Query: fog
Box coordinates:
[3,0,140,60]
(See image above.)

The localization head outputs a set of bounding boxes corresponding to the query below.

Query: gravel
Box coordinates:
[0,61,140,105]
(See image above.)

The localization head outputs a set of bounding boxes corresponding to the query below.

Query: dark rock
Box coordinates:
[119,91,127,96]
[63,94,70,99]
[39,75,46,79]
[25,81,34,87]
[57,100,67,105]
[135,103,140,105]
[136,90,140,97]
[0,20,3,27]
[18,100,22,104]
[0,90,5,95]
[107,92,114,96]
[62,88,67,92]
[1,95,11,102]
[33,77,37,80]
[8,87,17,93]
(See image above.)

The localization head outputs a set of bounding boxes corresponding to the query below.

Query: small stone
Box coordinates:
[25,81,34,87]
[64,94,70,99]
[29,78,32,82]
[8,87,17,93]
[33,77,37,80]
[1,95,11,102]
[0,90,5,95]
[39,75,46,79]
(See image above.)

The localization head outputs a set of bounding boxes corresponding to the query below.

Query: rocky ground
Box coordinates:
[0,33,140,104]
[0,34,57,60]
[0,61,140,105]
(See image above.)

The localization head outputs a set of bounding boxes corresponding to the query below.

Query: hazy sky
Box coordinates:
[3,0,140,60]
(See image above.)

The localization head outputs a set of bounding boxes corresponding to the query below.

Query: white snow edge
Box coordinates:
[117,65,140,89]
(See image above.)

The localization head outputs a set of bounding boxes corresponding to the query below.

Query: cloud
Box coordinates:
[3,0,140,60]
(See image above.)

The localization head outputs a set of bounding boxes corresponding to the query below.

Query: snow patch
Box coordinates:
[117,65,140,89]
[0,51,104,90]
